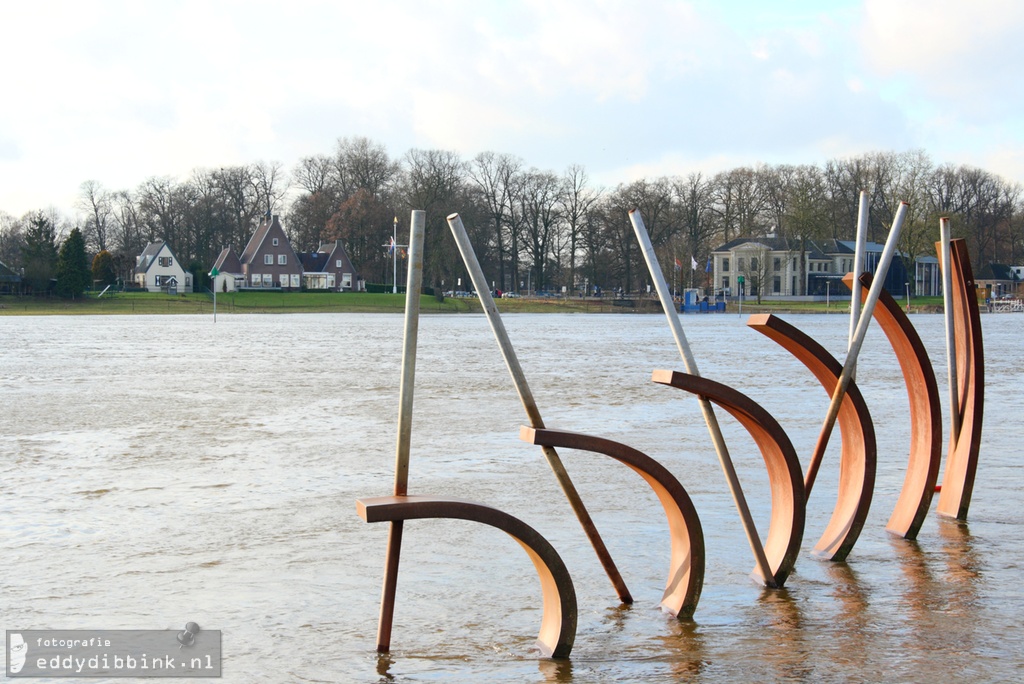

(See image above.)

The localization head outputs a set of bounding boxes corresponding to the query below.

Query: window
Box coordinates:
[290,274,300,288]
[272,238,279,246]
[252,274,261,286]
[262,274,272,286]
[738,257,745,272]
[158,257,171,267]
[750,257,758,271]
[278,254,287,265]
[722,276,730,290]
[336,259,343,268]
[264,254,273,265]
[342,273,352,288]
[774,257,781,272]
[722,258,730,271]
[773,276,781,293]
[154,275,163,286]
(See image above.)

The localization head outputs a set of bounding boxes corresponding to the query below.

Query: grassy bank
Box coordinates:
[0,291,945,316]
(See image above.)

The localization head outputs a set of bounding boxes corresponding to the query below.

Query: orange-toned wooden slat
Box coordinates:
[520,426,704,618]
[356,495,577,658]
[935,238,985,519]
[747,313,876,559]
[843,272,942,538]
[651,370,805,588]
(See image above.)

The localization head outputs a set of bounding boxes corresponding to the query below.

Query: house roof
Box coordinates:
[299,252,330,272]
[977,263,1015,281]
[136,241,170,273]
[0,259,20,283]
[712,236,830,260]
[240,216,273,266]
[213,247,243,275]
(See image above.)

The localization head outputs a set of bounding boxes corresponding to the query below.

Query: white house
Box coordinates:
[135,241,193,293]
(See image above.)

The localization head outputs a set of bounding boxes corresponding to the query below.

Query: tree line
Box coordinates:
[1,138,1021,296]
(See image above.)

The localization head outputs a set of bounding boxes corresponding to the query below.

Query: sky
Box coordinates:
[3,0,1024,219]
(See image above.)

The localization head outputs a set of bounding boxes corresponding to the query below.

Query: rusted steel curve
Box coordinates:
[356,495,577,658]
[519,425,705,618]
[746,313,876,559]
[844,272,942,538]
[935,238,985,520]
[651,370,806,587]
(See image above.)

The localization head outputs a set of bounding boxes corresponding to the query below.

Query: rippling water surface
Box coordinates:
[2,311,1022,682]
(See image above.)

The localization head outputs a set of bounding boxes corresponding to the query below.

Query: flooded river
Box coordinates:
[2,311,1022,682]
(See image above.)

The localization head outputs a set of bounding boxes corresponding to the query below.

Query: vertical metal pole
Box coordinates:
[376,210,426,652]
[629,209,775,587]
[939,217,960,443]
[805,202,908,496]
[447,212,632,603]
[392,216,399,294]
[849,190,869,348]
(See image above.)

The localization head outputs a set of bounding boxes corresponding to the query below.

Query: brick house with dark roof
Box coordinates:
[209,215,364,292]
[211,247,245,293]
[240,214,302,289]
[298,239,363,291]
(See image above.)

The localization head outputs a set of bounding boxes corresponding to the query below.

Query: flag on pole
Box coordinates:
[386,237,396,254]
[674,257,682,271]
[705,257,712,273]
[691,256,698,271]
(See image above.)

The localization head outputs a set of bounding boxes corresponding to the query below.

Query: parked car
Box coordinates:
[501,292,520,298]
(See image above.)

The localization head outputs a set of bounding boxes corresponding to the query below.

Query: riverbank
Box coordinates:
[0,291,944,315]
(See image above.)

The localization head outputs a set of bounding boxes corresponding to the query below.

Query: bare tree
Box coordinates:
[558,164,601,294]
[468,151,523,291]
[518,170,561,293]
[77,180,113,253]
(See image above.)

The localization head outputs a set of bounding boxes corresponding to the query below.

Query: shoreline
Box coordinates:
[0,292,945,316]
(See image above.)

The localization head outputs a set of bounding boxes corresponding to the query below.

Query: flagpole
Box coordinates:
[392,216,398,294]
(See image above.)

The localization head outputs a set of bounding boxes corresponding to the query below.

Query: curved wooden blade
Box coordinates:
[935,238,985,520]
[747,313,876,559]
[358,495,577,658]
[652,370,805,587]
[520,426,705,618]
[844,272,942,538]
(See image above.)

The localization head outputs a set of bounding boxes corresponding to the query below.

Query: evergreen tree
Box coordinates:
[55,227,91,297]
[91,249,116,287]
[21,211,58,293]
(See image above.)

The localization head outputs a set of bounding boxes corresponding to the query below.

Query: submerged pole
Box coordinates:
[939,216,960,444]
[447,212,632,603]
[629,209,775,587]
[376,209,426,652]
[805,202,908,496]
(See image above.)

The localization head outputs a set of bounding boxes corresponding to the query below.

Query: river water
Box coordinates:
[1,311,1021,682]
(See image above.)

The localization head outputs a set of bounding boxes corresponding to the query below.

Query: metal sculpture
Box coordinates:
[630,210,775,587]
[357,495,578,658]
[520,426,705,618]
[360,211,578,657]
[843,272,941,538]
[935,238,985,520]
[747,313,876,560]
[447,212,631,604]
[652,370,806,588]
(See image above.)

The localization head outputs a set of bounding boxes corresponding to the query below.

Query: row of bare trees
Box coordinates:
[2,141,1022,294]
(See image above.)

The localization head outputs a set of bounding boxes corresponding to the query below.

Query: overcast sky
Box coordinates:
[3,0,1024,218]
